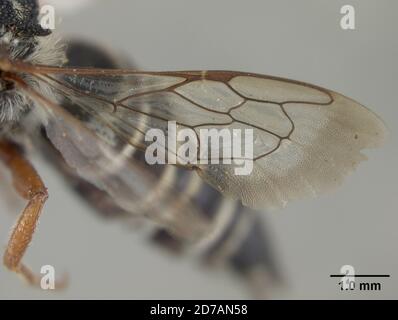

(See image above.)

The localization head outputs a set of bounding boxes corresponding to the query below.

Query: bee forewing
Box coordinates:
[21,65,386,210]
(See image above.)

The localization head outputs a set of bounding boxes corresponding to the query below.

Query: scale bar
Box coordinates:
[329,274,390,278]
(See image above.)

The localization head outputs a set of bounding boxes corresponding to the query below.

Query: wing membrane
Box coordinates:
[11,62,386,209]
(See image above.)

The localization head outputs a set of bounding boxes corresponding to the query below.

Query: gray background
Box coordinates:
[0,0,397,299]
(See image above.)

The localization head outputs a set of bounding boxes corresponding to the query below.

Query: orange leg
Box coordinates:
[0,140,64,287]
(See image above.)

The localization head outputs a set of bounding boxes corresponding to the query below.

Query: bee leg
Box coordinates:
[0,140,65,288]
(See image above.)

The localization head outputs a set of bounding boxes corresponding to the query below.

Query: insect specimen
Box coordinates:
[0,0,386,293]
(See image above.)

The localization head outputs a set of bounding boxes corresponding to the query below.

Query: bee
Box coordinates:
[0,0,386,295]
